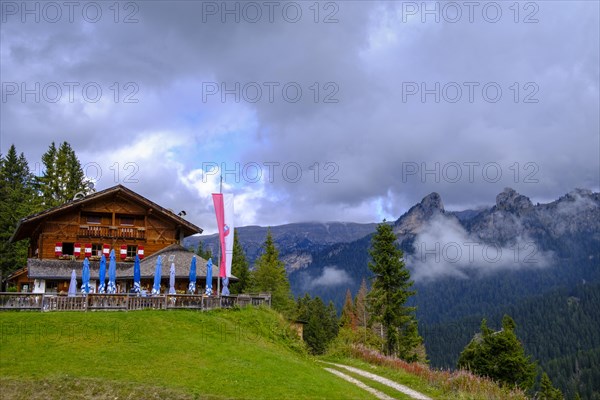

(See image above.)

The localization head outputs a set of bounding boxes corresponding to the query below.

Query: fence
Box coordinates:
[0,293,271,312]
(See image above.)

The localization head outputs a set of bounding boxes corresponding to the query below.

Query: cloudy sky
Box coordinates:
[1,0,598,233]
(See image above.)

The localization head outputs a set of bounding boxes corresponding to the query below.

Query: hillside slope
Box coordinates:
[0,308,375,399]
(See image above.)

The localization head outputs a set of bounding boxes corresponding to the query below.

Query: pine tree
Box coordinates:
[458,315,537,390]
[230,230,250,294]
[196,241,212,260]
[326,300,340,342]
[0,145,38,286]
[367,220,422,358]
[340,288,357,330]
[355,277,369,329]
[37,142,58,206]
[296,294,341,355]
[250,228,294,315]
[37,141,91,207]
[539,372,563,400]
[304,296,328,354]
[296,293,312,321]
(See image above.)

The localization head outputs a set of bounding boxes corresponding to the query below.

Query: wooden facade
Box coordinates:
[9,185,204,292]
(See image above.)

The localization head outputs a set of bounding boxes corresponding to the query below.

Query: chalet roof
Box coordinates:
[10,184,203,242]
[26,245,236,281]
[5,266,28,282]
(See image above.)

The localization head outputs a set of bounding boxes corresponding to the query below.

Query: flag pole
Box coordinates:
[217,175,222,297]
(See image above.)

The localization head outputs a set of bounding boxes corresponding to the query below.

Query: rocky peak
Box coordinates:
[420,192,444,213]
[495,188,533,213]
[394,192,445,234]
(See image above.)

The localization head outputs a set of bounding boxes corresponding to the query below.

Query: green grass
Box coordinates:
[0,308,375,399]
[322,357,445,399]
[324,347,528,400]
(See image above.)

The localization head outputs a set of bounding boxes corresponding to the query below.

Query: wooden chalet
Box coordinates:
[8,185,210,294]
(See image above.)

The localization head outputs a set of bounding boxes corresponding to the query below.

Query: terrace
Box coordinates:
[0,292,271,312]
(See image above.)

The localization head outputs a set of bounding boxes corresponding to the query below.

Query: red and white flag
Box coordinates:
[212,193,234,277]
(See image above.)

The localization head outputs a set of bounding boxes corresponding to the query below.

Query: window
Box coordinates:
[92,243,103,256]
[120,217,134,226]
[127,245,137,258]
[87,215,101,224]
[62,242,74,255]
[45,281,59,293]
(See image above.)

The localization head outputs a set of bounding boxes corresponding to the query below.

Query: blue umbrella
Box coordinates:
[68,269,77,297]
[221,277,230,296]
[152,255,162,295]
[98,254,107,293]
[188,256,197,294]
[133,255,141,293]
[205,258,213,296]
[107,249,117,294]
[81,258,90,294]
[169,263,176,294]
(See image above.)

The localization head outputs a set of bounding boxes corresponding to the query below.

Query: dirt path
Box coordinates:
[323,362,433,400]
[323,368,396,400]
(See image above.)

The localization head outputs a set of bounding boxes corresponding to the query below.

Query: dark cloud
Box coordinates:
[1,1,598,232]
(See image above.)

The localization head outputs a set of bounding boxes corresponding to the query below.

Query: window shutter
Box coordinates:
[103,244,110,257]
[84,244,92,257]
[137,245,144,259]
[74,243,81,257]
[55,242,62,257]
[120,244,127,259]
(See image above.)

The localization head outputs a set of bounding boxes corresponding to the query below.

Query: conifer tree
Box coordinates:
[230,230,250,294]
[326,300,340,341]
[355,277,369,329]
[0,145,38,285]
[196,241,212,260]
[340,288,357,329]
[458,315,537,390]
[304,296,328,354]
[37,141,91,206]
[296,293,312,321]
[250,228,294,315]
[539,372,563,400]
[367,220,422,358]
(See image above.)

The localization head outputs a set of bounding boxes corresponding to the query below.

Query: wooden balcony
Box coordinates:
[78,225,146,240]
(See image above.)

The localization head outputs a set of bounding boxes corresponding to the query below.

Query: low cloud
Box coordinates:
[556,190,597,215]
[406,214,554,282]
[303,266,352,289]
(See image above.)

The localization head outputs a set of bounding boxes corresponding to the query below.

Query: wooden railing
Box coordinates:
[0,293,44,310]
[0,293,271,312]
[78,225,146,240]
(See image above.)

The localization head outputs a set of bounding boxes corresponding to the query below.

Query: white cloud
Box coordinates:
[305,266,353,289]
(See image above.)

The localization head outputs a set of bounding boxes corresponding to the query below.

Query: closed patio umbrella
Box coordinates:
[188,256,197,294]
[152,255,162,295]
[98,254,107,293]
[221,277,230,296]
[68,269,77,297]
[205,258,213,296]
[107,249,117,294]
[169,263,176,294]
[81,258,90,294]
[133,255,141,293]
